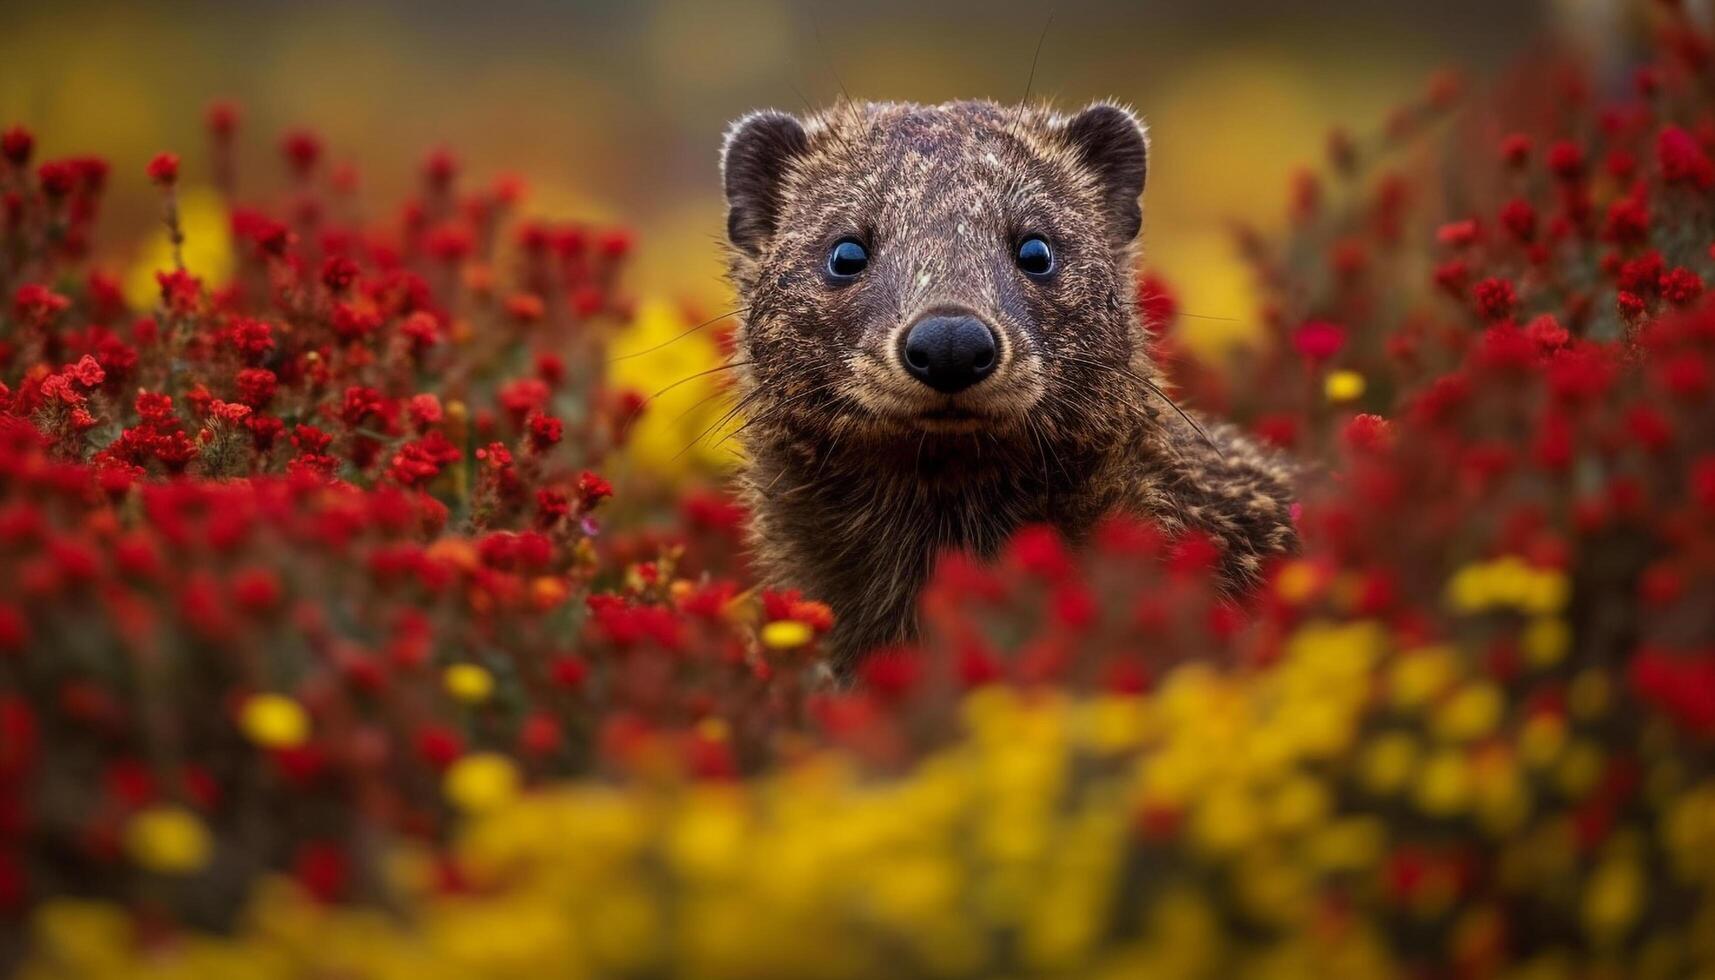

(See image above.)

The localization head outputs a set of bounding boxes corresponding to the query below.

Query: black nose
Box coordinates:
[900,313,999,394]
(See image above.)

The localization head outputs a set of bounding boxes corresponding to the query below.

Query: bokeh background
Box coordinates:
[0,0,1656,471]
[0,0,1590,316]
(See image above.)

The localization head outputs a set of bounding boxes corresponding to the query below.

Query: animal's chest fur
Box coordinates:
[743,440,1114,666]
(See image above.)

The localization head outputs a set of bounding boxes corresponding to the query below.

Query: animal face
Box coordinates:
[722,99,1153,454]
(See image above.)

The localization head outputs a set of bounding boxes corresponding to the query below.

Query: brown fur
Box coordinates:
[720,99,1298,669]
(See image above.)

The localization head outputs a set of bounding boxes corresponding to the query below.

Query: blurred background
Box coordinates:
[4,1,1620,328]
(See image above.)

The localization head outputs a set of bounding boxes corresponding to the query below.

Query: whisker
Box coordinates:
[668,385,737,425]
[715,381,838,451]
[673,389,765,462]
[1011,8,1057,136]
[1056,351,1223,457]
[810,420,846,484]
[620,360,751,428]
[606,308,746,364]
[787,79,857,158]
[806,9,880,149]
[807,8,860,129]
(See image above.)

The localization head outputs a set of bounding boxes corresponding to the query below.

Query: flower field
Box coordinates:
[7,8,1715,979]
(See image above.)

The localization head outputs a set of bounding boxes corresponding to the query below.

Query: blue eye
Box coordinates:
[1016,235,1053,276]
[827,238,869,278]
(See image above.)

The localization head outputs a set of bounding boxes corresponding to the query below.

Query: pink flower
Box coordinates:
[1292,320,1347,362]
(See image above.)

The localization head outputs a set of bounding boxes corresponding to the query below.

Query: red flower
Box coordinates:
[1499,199,1536,241]
[1434,259,1471,298]
[12,284,70,327]
[155,269,202,316]
[1499,132,1532,168]
[235,368,278,408]
[1603,195,1651,245]
[205,100,241,138]
[1292,320,1347,362]
[596,228,634,259]
[1691,456,1715,511]
[526,413,563,453]
[280,128,324,176]
[232,568,283,614]
[0,604,27,655]
[576,470,613,509]
[1661,266,1704,305]
[859,648,921,702]
[1343,413,1393,453]
[1008,524,1073,580]
[520,714,562,757]
[414,725,464,770]
[1524,314,1569,351]
[1473,277,1517,322]
[320,256,360,293]
[68,355,104,388]
[1658,125,1715,188]
[36,161,76,198]
[400,311,440,352]
[1137,273,1178,333]
[422,148,458,190]
[1436,219,1481,248]
[1,126,33,167]
[1546,140,1585,181]
[292,842,349,903]
[504,293,545,324]
[145,152,179,186]
[1617,290,1648,320]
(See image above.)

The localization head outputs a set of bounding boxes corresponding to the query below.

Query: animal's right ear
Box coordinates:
[722,111,811,255]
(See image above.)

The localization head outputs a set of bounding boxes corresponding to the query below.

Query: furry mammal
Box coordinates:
[720,99,1298,669]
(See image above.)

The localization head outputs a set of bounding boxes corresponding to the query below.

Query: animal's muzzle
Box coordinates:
[898,309,998,394]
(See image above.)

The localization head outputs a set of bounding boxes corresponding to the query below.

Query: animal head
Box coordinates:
[721,99,1157,459]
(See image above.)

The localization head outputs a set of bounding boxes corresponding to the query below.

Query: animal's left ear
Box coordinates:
[1060,102,1149,244]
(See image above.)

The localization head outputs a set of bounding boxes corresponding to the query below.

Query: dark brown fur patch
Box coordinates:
[721,99,1298,669]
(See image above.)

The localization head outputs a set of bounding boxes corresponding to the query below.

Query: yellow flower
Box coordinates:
[1664,783,1715,883]
[444,663,495,704]
[1077,695,1150,754]
[1583,857,1643,943]
[1273,560,1321,604]
[1447,557,1569,616]
[610,299,735,476]
[1471,749,1531,835]
[668,789,748,880]
[1267,773,1329,834]
[1556,740,1604,798]
[239,693,310,749]
[1192,786,1259,855]
[1520,712,1567,769]
[1415,749,1472,816]
[444,753,521,813]
[1434,684,1503,742]
[1360,731,1418,795]
[1522,617,1571,667]
[125,806,212,875]
[761,619,814,650]
[1324,370,1366,403]
[1520,568,1569,615]
[1304,817,1386,873]
[1389,646,1456,710]
[1568,668,1610,720]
